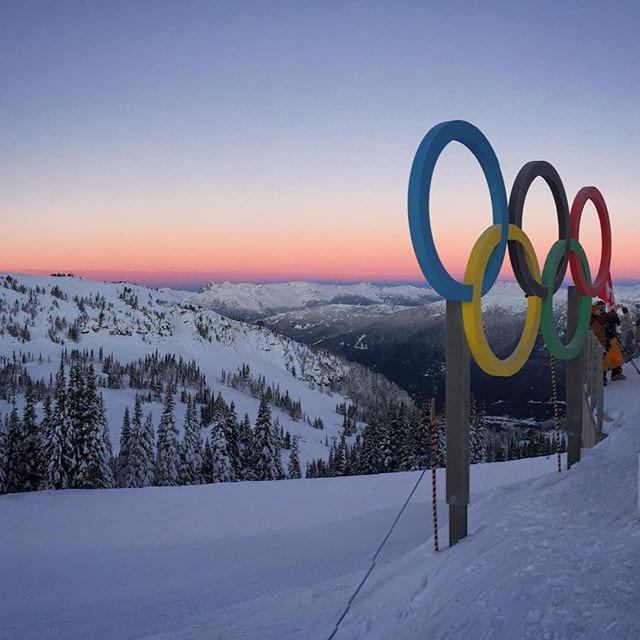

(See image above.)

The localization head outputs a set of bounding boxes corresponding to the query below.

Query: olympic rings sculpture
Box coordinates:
[408,120,612,378]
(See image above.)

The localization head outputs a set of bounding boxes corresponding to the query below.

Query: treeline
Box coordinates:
[116,391,300,489]
[306,399,566,478]
[222,363,304,420]
[0,358,303,494]
[0,356,113,493]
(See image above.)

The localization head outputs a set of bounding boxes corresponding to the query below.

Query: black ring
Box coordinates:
[508,161,570,298]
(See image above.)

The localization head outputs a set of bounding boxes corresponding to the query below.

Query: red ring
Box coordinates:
[569,186,611,297]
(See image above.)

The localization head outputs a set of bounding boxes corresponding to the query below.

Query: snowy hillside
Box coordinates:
[0,273,409,468]
[2,360,638,639]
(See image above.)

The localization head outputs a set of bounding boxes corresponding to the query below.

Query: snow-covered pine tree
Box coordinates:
[117,407,132,487]
[237,412,254,480]
[4,407,23,493]
[129,411,155,488]
[379,421,394,473]
[40,359,74,490]
[67,358,84,487]
[178,397,202,485]
[97,393,114,487]
[435,414,447,468]
[287,435,301,479]
[21,378,42,491]
[253,396,282,481]
[127,395,144,487]
[210,410,235,482]
[201,436,213,483]
[334,434,348,476]
[469,398,487,464]
[224,401,240,478]
[359,422,381,475]
[75,365,112,489]
[155,386,179,486]
[210,417,233,482]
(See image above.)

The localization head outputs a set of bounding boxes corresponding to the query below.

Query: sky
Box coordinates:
[1,1,639,288]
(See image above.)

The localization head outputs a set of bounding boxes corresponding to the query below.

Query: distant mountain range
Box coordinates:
[182,281,640,419]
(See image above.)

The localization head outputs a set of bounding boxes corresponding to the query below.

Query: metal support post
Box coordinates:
[445,300,470,545]
[566,286,584,468]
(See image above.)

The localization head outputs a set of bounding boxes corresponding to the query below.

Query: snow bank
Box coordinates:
[1,365,639,640]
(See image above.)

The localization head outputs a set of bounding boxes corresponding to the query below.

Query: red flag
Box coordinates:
[598,272,615,310]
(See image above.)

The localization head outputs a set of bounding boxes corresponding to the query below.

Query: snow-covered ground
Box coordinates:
[2,360,639,640]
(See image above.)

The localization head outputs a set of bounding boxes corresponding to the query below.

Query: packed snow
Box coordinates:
[2,361,638,640]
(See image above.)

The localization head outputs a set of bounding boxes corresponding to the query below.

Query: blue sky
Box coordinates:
[1,1,638,285]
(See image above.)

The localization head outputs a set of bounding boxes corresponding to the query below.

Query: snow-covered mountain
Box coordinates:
[184,280,640,419]
[0,273,409,468]
[181,281,441,319]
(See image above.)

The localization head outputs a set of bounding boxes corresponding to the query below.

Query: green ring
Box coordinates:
[541,239,592,360]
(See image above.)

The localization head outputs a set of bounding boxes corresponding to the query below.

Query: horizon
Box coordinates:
[6,268,640,293]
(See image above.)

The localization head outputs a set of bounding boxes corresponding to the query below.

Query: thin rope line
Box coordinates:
[327,468,428,640]
[550,354,562,473]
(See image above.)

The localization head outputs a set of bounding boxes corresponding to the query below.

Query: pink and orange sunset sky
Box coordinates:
[2,2,639,289]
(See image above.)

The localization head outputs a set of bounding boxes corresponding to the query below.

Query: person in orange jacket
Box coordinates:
[590,300,625,384]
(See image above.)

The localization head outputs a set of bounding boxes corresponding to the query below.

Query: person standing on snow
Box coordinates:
[589,300,626,384]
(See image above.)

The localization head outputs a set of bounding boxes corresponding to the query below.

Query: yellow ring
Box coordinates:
[462,224,542,377]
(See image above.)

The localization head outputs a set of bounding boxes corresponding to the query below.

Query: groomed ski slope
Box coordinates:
[1,362,639,640]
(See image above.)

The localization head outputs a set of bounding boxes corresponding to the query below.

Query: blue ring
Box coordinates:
[408,120,509,301]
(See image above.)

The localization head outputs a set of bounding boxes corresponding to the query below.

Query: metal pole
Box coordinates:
[566,286,584,468]
[445,300,470,545]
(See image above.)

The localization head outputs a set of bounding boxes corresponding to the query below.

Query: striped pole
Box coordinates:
[429,398,440,552]
[549,354,562,473]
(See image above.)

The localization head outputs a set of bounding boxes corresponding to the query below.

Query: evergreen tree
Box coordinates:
[210,419,233,482]
[117,407,132,487]
[127,396,144,487]
[224,402,240,478]
[237,413,254,480]
[359,422,381,474]
[210,412,235,482]
[155,387,179,485]
[334,434,348,476]
[97,394,114,487]
[67,359,84,486]
[4,407,23,493]
[379,422,394,473]
[201,436,213,483]
[41,359,74,489]
[253,396,282,480]
[179,397,202,485]
[287,436,301,479]
[21,378,42,490]
[507,434,520,461]
[493,435,506,462]
[435,415,447,467]
[130,411,155,488]
[75,365,112,488]
[469,399,487,464]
